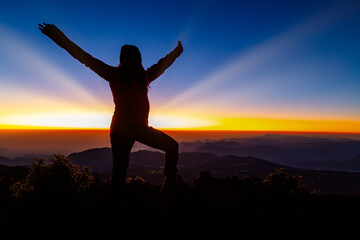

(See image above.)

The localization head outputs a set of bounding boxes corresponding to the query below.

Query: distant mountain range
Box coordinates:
[0,154,52,167]
[68,148,282,181]
[2,134,360,171]
[179,134,360,171]
[2,134,360,195]
[66,148,360,195]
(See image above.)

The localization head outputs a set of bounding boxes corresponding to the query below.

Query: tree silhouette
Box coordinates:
[10,154,93,199]
[262,168,307,195]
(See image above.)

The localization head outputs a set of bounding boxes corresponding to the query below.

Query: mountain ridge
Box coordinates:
[67,148,360,195]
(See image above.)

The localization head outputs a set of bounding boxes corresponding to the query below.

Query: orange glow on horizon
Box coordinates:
[198,117,360,133]
[1,116,359,134]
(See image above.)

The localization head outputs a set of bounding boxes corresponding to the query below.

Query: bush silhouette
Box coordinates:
[262,168,307,195]
[10,154,94,199]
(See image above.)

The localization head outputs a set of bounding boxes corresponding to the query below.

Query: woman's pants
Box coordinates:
[110,125,178,193]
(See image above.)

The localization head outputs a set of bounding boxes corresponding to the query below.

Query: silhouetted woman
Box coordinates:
[39,23,183,196]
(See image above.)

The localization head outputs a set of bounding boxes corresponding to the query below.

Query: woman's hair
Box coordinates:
[120,44,142,65]
[118,44,149,89]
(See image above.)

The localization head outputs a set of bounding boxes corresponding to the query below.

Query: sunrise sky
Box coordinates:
[0,0,360,132]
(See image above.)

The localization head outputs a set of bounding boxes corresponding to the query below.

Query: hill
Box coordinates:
[68,148,360,195]
[179,134,360,170]
[1,158,360,240]
[3,134,360,171]
[0,155,11,166]
[0,154,51,167]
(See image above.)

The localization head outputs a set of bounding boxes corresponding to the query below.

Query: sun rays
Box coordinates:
[0,24,113,128]
[147,2,360,132]
[0,1,360,132]
[159,2,355,112]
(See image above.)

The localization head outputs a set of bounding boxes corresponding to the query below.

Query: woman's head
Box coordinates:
[120,44,142,67]
[119,44,149,89]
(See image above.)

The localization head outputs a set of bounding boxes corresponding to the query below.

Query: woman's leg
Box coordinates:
[110,134,135,195]
[136,127,179,179]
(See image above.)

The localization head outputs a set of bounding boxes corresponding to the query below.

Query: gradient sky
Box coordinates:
[0,0,359,132]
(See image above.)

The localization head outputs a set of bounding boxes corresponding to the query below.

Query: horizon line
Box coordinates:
[0,127,359,135]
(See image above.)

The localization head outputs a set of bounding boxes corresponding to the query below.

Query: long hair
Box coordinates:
[118,45,149,89]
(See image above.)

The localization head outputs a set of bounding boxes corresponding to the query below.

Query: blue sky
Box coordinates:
[0,0,359,130]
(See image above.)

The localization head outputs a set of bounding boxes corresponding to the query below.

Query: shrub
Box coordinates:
[263,168,307,195]
[10,154,94,199]
[126,176,146,184]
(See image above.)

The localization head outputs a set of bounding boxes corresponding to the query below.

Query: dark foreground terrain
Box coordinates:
[0,157,360,240]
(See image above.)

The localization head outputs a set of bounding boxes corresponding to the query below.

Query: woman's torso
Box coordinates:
[109,68,150,133]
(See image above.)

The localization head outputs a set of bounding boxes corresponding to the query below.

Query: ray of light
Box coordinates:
[0,111,111,129]
[149,114,219,129]
[149,108,360,132]
[0,79,113,114]
[158,3,357,114]
[0,78,113,129]
[0,24,115,129]
[0,24,107,108]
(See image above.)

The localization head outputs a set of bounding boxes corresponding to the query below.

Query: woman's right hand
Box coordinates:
[38,23,63,39]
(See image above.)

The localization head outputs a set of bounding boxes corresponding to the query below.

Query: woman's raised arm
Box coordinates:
[146,41,183,83]
[38,23,114,81]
